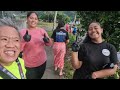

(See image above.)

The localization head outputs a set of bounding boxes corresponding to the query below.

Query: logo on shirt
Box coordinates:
[102,49,110,56]
[56,31,66,42]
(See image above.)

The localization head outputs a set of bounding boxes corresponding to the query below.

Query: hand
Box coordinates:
[91,72,97,79]
[43,34,49,43]
[71,42,80,52]
[23,30,31,42]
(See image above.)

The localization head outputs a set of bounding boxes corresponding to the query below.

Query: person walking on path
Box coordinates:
[51,20,69,76]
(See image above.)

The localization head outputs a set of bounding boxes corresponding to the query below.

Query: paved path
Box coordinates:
[42,46,64,79]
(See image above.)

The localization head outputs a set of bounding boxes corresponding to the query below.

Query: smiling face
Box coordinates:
[88,22,103,41]
[0,26,21,66]
[27,13,39,28]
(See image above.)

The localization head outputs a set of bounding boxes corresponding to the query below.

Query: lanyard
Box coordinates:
[16,58,25,79]
[0,58,25,79]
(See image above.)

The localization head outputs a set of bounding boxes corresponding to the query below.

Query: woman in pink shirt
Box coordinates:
[20,11,52,79]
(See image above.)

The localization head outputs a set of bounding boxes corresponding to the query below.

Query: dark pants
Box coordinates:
[25,61,46,79]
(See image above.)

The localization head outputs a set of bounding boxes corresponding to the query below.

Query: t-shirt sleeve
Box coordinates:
[78,44,85,61]
[110,44,119,64]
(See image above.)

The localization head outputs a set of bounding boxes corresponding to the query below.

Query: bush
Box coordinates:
[67,34,76,48]
[47,31,53,37]
[64,34,76,79]
[64,48,75,79]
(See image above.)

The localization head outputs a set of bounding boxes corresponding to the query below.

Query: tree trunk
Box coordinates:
[53,11,58,31]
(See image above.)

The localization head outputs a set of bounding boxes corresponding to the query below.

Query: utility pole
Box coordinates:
[53,11,58,31]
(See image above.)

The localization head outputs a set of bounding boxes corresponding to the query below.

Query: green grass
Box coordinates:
[38,21,54,31]
[38,21,53,27]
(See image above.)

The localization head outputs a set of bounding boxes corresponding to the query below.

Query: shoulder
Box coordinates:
[79,42,93,51]
[61,29,68,33]
[103,42,116,48]
[38,28,47,34]
[81,42,90,47]
[102,42,117,52]
[38,28,46,31]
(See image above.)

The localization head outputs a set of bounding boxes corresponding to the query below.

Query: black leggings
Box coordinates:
[25,61,46,79]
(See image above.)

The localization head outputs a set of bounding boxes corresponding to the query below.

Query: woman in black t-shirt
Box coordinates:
[71,21,119,79]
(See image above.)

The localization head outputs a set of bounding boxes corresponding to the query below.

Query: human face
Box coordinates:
[27,13,39,28]
[88,22,103,40]
[0,26,21,66]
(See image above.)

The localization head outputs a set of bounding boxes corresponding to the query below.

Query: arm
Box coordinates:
[92,64,118,79]
[92,44,119,79]
[45,38,52,46]
[71,42,84,69]
[71,51,82,69]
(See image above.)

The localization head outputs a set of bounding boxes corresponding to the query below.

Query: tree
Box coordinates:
[43,11,54,22]
[64,11,76,21]
[77,11,120,51]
